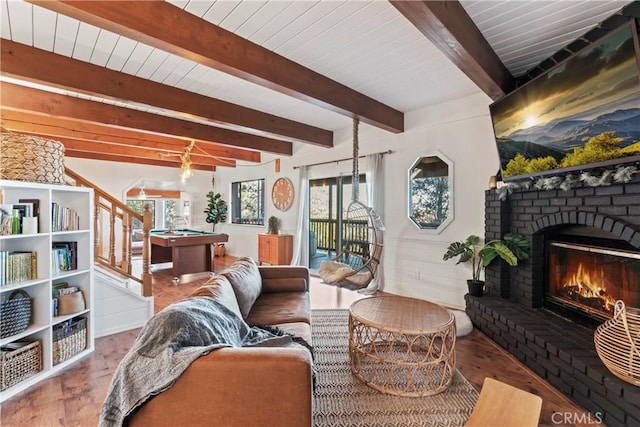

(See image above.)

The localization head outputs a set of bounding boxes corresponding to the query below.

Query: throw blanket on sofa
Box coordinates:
[99,297,295,427]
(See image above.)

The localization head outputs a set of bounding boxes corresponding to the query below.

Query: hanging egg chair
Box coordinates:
[318,119,385,291]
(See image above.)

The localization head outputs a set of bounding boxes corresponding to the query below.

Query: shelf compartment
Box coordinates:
[0,323,49,347]
[0,339,42,392]
[52,316,87,366]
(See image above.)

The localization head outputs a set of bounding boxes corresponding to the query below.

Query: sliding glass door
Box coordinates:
[308,174,366,271]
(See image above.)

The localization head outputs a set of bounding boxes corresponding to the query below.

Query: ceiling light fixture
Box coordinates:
[180,141,195,184]
[137,185,147,199]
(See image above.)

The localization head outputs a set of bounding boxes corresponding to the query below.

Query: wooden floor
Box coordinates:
[1,256,595,427]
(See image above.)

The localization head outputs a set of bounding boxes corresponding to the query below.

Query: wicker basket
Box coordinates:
[594,300,640,386]
[53,317,87,365]
[57,291,86,316]
[0,290,32,339]
[0,133,65,184]
[1,340,42,391]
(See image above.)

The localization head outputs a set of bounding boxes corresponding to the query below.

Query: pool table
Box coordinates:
[138,229,229,280]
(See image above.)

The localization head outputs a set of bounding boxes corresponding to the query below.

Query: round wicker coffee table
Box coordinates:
[348,295,456,397]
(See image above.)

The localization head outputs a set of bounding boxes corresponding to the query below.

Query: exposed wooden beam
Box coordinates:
[390,0,514,100]
[51,136,236,168]
[28,0,404,133]
[1,82,293,156]
[125,188,182,199]
[64,149,215,171]
[1,111,260,163]
[1,40,332,147]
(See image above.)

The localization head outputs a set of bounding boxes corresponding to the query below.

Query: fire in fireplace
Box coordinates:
[547,240,640,321]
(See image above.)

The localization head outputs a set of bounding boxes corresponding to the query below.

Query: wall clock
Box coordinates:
[272,177,294,211]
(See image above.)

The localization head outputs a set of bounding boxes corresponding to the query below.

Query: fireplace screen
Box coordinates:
[548,241,640,318]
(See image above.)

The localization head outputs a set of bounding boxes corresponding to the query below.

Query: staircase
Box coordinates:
[65,168,154,336]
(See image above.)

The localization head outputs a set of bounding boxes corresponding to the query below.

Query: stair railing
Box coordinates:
[64,168,153,297]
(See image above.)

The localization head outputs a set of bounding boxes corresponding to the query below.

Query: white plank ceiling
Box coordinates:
[0,0,633,150]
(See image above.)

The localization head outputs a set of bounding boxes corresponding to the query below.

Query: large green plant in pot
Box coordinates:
[443,233,530,297]
[204,191,228,231]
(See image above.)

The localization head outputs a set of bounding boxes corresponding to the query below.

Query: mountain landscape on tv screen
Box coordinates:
[497,105,640,173]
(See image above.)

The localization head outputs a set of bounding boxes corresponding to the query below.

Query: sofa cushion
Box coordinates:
[190,275,242,319]
[271,321,312,347]
[220,257,262,318]
[245,292,310,326]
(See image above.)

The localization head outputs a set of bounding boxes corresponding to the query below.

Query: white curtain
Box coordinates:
[361,152,385,293]
[291,165,309,266]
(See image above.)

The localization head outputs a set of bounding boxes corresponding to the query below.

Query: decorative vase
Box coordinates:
[467,279,484,297]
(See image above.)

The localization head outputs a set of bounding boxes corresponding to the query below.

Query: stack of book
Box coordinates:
[51,242,78,275]
[51,203,80,232]
[0,251,37,286]
[0,199,39,235]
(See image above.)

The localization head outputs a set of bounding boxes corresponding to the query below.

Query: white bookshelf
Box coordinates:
[0,180,94,403]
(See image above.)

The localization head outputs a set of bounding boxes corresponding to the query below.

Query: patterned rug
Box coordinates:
[312,309,479,427]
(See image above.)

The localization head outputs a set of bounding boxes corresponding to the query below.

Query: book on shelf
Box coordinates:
[0,201,40,235]
[51,203,80,232]
[0,250,37,286]
[51,241,78,274]
[18,199,40,218]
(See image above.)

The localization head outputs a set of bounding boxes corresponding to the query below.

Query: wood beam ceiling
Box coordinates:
[42,136,235,168]
[63,150,216,171]
[1,111,260,163]
[28,0,404,133]
[0,40,332,147]
[1,82,293,156]
[125,188,182,199]
[390,0,515,100]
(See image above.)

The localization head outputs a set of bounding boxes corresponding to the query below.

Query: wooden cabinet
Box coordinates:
[258,234,293,265]
[0,180,94,402]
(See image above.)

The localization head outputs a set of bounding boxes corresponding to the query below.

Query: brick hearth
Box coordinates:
[466,173,640,427]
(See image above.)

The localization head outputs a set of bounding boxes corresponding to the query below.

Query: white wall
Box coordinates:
[64,158,214,227]
[67,91,498,309]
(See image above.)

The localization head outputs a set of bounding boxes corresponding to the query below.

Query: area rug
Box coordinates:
[312,309,479,427]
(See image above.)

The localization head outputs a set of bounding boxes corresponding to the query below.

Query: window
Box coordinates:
[163,199,177,229]
[231,179,265,225]
[126,199,182,230]
[126,199,157,230]
[408,153,453,232]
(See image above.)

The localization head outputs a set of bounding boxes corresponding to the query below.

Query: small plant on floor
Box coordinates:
[268,216,279,234]
[443,233,530,296]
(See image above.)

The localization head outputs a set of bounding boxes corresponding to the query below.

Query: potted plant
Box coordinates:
[443,233,530,297]
[267,216,279,234]
[204,191,228,232]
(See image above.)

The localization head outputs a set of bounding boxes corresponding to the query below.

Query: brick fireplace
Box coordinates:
[465,173,640,427]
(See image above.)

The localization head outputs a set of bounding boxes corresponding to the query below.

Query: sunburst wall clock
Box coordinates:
[272,177,294,211]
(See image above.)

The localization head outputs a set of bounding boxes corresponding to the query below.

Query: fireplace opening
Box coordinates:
[546,236,640,325]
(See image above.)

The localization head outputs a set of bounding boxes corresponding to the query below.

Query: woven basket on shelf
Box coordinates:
[0,340,42,391]
[53,317,87,365]
[594,300,640,386]
[0,290,32,339]
[57,291,86,316]
[0,133,65,184]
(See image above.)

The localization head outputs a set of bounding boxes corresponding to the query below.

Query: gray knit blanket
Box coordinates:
[99,297,295,427]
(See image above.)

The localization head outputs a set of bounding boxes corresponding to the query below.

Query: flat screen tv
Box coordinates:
[490,21,640,182]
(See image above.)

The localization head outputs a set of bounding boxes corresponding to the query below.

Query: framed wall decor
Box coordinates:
[272,177,294,211]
